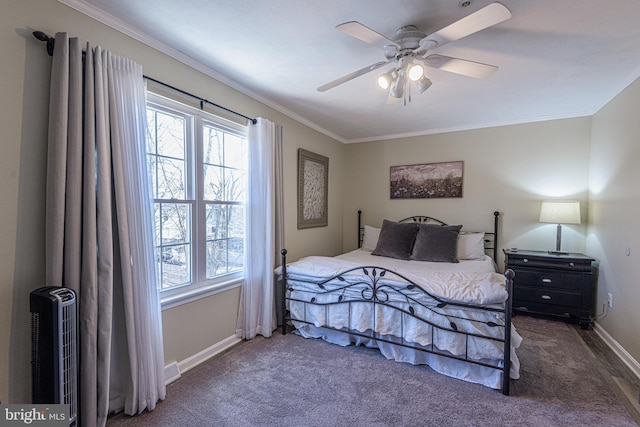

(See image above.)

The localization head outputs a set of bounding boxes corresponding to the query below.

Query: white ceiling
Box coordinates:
[64,0,640,143]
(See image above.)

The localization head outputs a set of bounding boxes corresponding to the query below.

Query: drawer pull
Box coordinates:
[542,278,552,283]
[569,262,575,267]
[523,258,528,263]
[541,295,552,300]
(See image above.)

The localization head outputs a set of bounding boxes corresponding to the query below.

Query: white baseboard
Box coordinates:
[593,321,640,381]
[164,335,243,385]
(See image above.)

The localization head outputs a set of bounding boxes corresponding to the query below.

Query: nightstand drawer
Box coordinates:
[514,270,564,287]
[506,256,591,272]
[514,286,582,309]
[513,269,590,291]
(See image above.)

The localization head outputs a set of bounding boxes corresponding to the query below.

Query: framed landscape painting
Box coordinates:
[297,149,329,228]
[390,161,463,199]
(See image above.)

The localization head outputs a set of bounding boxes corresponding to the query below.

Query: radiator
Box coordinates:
[30,286,78,426]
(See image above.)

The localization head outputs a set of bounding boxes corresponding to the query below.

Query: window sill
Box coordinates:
[160,277,243,310]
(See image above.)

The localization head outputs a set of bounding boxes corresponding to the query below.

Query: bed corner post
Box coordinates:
[493,211,500,262]
[502,268,515,395]
[281,249,288,335]
[357,210,362,248]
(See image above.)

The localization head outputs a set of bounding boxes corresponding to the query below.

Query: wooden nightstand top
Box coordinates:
[503,249,594,262]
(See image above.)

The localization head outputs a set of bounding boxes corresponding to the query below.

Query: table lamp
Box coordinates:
[539,200,581,254]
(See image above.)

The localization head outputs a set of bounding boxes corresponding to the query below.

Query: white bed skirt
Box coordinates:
[293,323,521,390]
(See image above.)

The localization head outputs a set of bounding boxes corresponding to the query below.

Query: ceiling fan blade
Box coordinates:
[337,21,399,49]
[419,54,498,79]
[318,61,390,92]
[419,2,511,50]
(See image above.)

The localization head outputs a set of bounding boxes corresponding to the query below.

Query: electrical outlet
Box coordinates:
[607,292,613,308]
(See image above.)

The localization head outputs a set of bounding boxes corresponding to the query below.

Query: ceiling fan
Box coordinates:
[317,2,512,105]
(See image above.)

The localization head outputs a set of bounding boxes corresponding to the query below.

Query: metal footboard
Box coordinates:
[280,249,515,395]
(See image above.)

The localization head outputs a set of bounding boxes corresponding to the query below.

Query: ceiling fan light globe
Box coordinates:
[408,64,424,81]
[416,76,432,93]
[377,74,391,89]
[378,69,398,90]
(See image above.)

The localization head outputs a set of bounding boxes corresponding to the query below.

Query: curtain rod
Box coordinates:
[32,31,257,125]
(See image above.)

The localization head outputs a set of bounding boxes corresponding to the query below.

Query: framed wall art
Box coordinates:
[297,149,329,229]
[390,161,463,199]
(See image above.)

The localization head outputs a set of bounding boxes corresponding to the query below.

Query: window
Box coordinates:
[146,93,247,300]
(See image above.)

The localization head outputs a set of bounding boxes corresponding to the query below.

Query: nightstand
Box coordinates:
[503,249,596,329]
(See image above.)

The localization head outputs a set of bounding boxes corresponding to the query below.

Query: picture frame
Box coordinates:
[390,161,463,199]
[297,149,329,229]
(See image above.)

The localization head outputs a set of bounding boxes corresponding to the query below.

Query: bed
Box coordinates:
[279,211,519,395]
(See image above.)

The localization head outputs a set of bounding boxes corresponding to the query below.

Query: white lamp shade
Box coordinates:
[539,201,581,224]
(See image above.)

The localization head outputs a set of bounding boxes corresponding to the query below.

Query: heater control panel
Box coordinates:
[503,249,596,329]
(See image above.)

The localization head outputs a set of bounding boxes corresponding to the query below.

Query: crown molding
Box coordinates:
[57,0,346,143]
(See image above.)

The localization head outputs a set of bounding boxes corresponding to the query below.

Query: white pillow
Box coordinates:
[362,225,381,252]
[457,232,486,260]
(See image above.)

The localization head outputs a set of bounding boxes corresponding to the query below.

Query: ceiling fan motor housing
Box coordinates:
[393,25,427,50]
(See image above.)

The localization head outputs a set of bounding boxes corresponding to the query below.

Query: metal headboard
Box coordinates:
[357,210,500,261]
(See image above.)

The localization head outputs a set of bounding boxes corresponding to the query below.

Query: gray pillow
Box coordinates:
[371,220,419,260]
[410,224,463,263]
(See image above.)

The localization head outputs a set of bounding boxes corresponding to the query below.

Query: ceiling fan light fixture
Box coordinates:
[415,75,433,94]
[408,64,424,81]
[377,69,397,90]
[390,71,405,98]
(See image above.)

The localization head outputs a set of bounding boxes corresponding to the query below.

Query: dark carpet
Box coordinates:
[108,316,637,426]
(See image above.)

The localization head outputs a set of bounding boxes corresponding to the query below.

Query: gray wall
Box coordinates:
[588,76,640,367]
[342,117,593,269]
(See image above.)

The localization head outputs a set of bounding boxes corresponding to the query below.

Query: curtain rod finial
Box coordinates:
[33,31,55,56]
[33,31,50,42]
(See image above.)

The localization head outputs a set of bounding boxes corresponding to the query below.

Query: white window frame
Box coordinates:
[146,93,248,309]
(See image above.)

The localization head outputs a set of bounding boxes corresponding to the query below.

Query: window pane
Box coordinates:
[156,111,185,159]
[203,164,224,201]
[157,157,186,199]
[226,168,245,202]
[228,205,244,238]
[224,133,245,169]
[228,237,244,273]
[205,204,244,279]
[160,203,191,245]
[155,202,192,290]
[203,126,223,166]
[158,244,190,289]
[206,240,227,278]
[205,204,225,240]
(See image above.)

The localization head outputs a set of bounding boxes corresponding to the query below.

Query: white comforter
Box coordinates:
[287,250,507,305]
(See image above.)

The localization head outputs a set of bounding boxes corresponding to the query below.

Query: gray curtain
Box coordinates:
[45,33,165,426]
